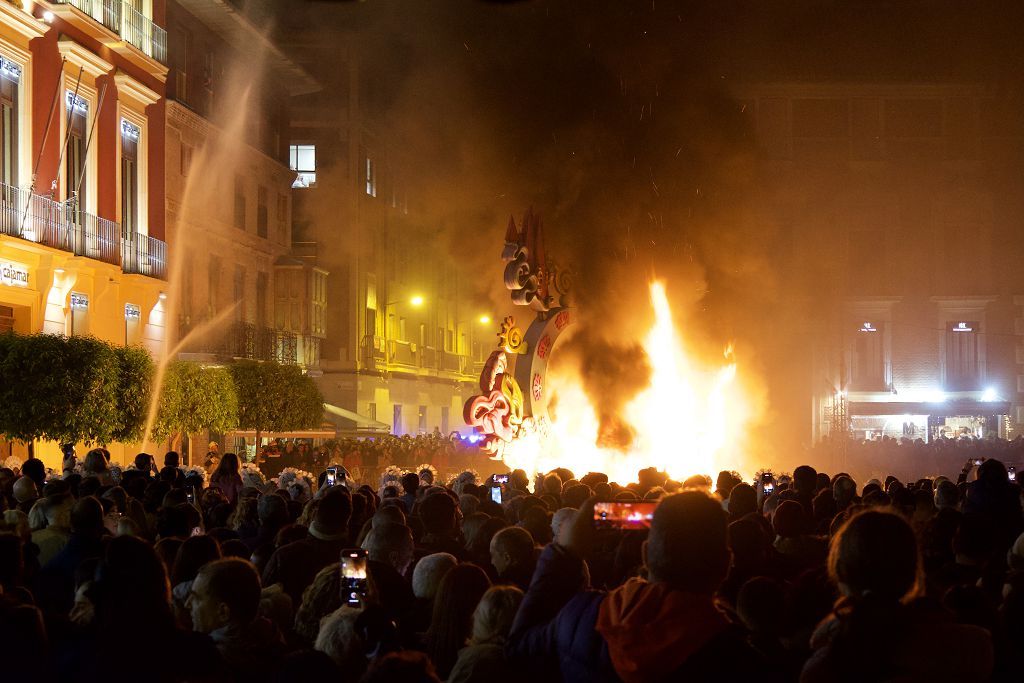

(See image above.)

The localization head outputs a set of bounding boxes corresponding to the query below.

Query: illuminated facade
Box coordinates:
[280,46,485,436]
[734,82,1024,444]
[0,1,169,467]
[164,0,323,371]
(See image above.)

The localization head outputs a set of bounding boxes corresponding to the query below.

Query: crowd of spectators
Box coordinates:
[0,444,1022,682]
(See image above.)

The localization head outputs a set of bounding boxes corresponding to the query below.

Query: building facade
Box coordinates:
[0,1,169,467]
[733,82,1024,446]
[163,0,323,372]
[281,49,486,436]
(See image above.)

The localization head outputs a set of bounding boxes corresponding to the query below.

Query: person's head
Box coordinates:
[90,535,173,630]
[411,552,457,600]
[551,507,577,540]
[401,472,420,495]
[134,453,154,473]
[426,563,491,676]
[829,509,918,602]
[12,476,37,504]
[311,487,352,539]
[314,606,366,672]
[83,449,108,475]
[418,468,435,486]
[164,451,180,469]
[794,465,818,496]
[773,500,808,538]
[728,483,756,518]
[716,471,738,496]
[833,475,857,507]
[489,526,535,576]
[294,564,342,643]
[258,492,290,529]
[541,473,562,496]
[21,458,45,489]
[469,585,523,646]
[361,651,440,683]
[71,496,105,536]
[213,453,240,479]
[644,490,729,594]
[419,491,457,536]
[737,576,786,635]
[364,522,415,575]
[171,534,222,586]
[935,479,960,510]
[561,484,592,509]
[187,557,262,633]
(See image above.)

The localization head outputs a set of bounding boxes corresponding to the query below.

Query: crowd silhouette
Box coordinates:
[1,439,1022,682]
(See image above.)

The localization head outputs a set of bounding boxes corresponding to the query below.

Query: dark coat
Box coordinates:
[506,544,763,683]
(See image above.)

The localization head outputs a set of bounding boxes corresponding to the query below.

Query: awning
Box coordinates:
[850,400,1011,416]
[323,403,391,432]
[227,430,336,439]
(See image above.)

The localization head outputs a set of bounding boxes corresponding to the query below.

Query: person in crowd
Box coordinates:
[417,492,467,560]
[508,493,762,681]
[188,557,286,681]
[448,585,525,683]
[13,476,38,514]
[490,526,536,591]
[32,493,73,566]
[247,493,290,572]
[424,562,492,679]
[211,453,244,506]
[400,472,420,513]
[262,486,352,604]
[802,508,994,682]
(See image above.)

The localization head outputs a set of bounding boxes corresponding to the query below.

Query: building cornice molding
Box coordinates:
[114,70,161,109]
[57,37,113,79]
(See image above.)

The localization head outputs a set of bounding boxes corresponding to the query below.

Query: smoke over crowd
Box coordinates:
[266,0,1024,468]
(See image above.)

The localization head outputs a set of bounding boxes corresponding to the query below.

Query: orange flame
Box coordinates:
[500,281,752,484]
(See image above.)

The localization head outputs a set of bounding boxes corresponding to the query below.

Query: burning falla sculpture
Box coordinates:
[463,209,574,459]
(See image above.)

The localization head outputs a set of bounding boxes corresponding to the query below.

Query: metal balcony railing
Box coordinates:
[221,322,302,364]
[121,232,167,279]
[0,180,167,278]
[52,0,168,65]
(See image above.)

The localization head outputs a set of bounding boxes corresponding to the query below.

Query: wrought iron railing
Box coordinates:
[121,232,167,279]
[0,180,167,278]
[51,0,168,65]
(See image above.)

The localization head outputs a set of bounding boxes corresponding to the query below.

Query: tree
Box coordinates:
[0,333,122,453]
[154,361,238,457]
[229,360,324,462]
[113,346,155,443]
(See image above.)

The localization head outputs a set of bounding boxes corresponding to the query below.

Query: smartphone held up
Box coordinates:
[341,548,368,607]
[593,501,659,529]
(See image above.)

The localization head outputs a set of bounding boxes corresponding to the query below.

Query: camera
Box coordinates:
[593,501,658,529]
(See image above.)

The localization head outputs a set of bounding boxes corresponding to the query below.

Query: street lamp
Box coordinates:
[384,294,425,345]
[478,315,491,325]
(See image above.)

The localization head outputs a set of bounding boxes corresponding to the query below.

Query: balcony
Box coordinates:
[0,181,166,278]
[221,322,303,364]
[51,0,168,64]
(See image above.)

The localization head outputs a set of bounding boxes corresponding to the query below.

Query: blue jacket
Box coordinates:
[507,544,762,683]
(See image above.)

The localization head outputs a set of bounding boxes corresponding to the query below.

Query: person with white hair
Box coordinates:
[448,585,525,683]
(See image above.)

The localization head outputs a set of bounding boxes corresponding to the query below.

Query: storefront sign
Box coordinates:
[125,303,141,321]
[70,292,89,310]
[0,261,29,288]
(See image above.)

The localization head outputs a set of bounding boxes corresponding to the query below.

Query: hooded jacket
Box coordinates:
[507,544,761,683]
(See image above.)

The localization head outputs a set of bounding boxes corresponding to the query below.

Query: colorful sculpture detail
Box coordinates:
[464,208,574,460]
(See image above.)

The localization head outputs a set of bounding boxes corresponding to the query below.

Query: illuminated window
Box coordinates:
[121,119,140,236]
[851,321,884,390]
[289,144,315,188]
[0,57,20,186]
[946,321,980,390]
[365,155,376,197]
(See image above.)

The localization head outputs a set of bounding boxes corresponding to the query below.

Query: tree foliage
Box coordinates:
[153,361,238,441]
[0,333,126,445]
[112,346,155,442]
[230,360,324,433]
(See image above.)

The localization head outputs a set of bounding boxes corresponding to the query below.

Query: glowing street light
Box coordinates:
[410,294,424,307]
[479,315,491,325]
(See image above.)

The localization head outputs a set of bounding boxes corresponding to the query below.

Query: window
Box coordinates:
[69,292,89,336]
[365,155,376,196]
[233,176,245,229]
[312,271,326,336]
[851,321,885,390]
[0,57,20,185]
[207,256,221,316]
[121,119,140,236]
[368,402,376,422]
[441,406,449,434]
[289,144,315,188]
[257,185,268,238]
[233,264,246,320]
[66,92,88,206]
[256,272,268,329]
[946,321,980,391]
[180,143,193,176]
[125,303,141,345]
[418,405,427,433]
[393,404,402,435]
